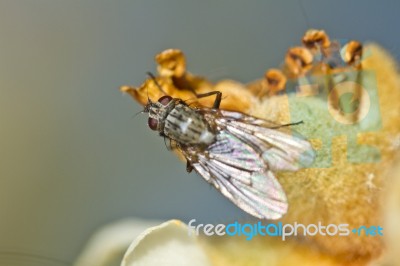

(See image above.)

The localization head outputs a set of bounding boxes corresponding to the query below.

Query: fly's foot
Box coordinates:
[186,160,193,173]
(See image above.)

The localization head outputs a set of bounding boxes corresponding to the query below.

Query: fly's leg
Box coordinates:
[162,137,193,172]
[186,160,193,173]
[147,71,222,109]
[270,120,304,129]
[146,72,168,95]
[178,80,222,109]
[162,135,172,151]
[160,133,181,152]
[193,91,222,109]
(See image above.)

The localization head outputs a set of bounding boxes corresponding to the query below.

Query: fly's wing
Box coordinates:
[182,109,315,220]
[214,110,315,171]
[183,130,288,220]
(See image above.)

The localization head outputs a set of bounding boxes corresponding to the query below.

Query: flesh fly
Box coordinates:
[142,75,315,220]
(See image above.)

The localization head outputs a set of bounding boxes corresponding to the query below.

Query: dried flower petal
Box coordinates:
[341,41,363,68]
[155,49,186,78]
[302,29,331,53]
[121,49,253,112]
[285,47,314,77]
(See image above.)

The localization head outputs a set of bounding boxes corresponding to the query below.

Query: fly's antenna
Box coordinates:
[131,109,145,119]
[145,79,152,104]
[298,0,311,30]
[142,72,155,114]
[146,72,168,95]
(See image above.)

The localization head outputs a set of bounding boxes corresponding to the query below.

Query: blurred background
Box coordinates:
[1,0,399,265]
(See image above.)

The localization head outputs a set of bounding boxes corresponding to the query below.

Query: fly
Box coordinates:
[142,73,315,220]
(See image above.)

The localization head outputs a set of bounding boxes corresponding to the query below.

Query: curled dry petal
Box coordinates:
[340,41,363,68]
[264,69,287,95]
[284,47,313,77]
[121,76,198,107]
[247,69,287,98]
[302,29,331,53]
[155,49,186,78]
[121,49,253,112]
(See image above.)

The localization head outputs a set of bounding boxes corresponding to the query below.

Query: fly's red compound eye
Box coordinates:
[158,95,173,106]
[148,117,158,131]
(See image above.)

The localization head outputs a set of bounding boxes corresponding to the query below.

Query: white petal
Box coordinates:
[74,218,162,266]
[121,220,211,266]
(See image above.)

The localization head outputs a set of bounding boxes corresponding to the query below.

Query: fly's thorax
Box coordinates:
[163,103,216,146]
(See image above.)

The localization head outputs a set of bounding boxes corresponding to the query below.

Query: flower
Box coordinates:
[99,29,400,265]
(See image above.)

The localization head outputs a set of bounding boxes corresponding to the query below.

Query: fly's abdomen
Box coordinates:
[163,104,215,145]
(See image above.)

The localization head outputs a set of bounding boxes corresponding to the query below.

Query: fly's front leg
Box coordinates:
[147,71,222,109]
[193,91,222,109]
[186,160,193,173]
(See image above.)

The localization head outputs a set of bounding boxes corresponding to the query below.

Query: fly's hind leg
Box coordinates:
[270,120,304,129]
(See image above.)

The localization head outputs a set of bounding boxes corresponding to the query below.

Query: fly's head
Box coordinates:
[143,95,175,132]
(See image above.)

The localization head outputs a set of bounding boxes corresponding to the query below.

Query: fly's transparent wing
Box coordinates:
[183,109,315,219]
[183,131,288,220]
[214,110,315,171]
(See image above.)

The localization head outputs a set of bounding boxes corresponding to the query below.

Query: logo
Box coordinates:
[188,220,383,241]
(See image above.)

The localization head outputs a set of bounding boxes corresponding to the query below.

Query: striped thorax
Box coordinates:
[145,95,216,146]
